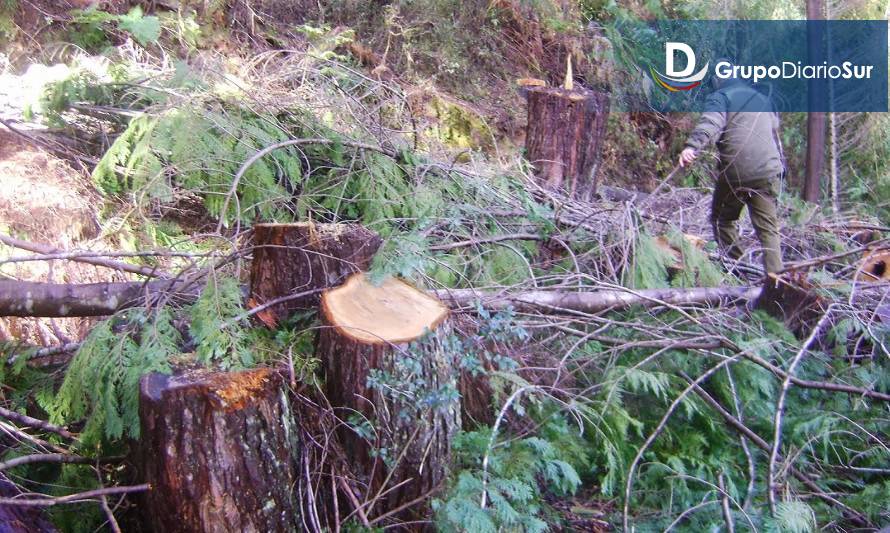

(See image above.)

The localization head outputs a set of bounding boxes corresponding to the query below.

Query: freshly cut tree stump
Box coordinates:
[756,272,827,338]
[317,273,458,520]
[250,222,382,326]
[139,367,298,533]
[525,86,609,201]
[855,249,890,282]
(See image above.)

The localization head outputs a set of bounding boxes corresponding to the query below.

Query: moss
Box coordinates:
[420,93,494,152]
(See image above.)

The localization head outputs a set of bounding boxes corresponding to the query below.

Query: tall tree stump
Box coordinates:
[250,222,382,325]
[316,273,459,520]
[139,367,298,533]
[525,86,609,201]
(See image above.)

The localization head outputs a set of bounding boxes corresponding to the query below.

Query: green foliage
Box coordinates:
[0,0,16,44]
[92,107,303,226]
[70,6,161,49]
[49,308,178,448]
[45,464,104,533]
[624,229,674,289]
[667,229,726,287]
[436,410,586,533]
[769,500,817,533]
[189,276,254,369]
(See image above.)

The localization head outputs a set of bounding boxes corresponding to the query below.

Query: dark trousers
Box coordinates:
[710,175,783,274]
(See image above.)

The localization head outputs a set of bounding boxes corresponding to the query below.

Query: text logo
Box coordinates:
[650,42,709,92]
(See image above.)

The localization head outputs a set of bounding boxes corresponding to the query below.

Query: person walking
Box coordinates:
[679,72,785,275]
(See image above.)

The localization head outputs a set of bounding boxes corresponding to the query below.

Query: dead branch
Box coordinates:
[0,280,197,317]
[685,374,871,526]
[435,285,761,315]
[0,234,165,278]
[768,305,836,514]
[0,406,75,440]
[0,453,93,472]
[0,484,150,507]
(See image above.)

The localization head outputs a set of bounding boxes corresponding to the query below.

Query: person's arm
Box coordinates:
[679,93,728,167]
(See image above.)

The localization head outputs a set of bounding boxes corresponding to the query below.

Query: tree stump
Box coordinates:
[139,367,298,533]
[525,86,609,201]
[316,273,459,520]
[250,222,382,326]
[0,474,56,532]
[756,272,827,338]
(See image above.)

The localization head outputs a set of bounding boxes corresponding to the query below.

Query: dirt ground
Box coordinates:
[0,129,120,346]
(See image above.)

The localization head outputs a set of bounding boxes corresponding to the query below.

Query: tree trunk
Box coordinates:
[0,280,761,318]
[0,475,56,532]
[756,273,826,338]
[316,273,458,522]
[250,222,382,326]
[803,0,826,203]
[139,367,298,533]
[0,280,193,317]
[434,285,760,314]
[525,86,609,201]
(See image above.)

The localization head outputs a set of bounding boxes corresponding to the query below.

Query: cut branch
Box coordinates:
[0,234,164,278]
[0,484,149,507]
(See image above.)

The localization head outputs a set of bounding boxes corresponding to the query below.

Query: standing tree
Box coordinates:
[803,0,826,203]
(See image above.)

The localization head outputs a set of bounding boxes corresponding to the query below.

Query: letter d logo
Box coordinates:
[648,42,709,92]
[666,42,696,77]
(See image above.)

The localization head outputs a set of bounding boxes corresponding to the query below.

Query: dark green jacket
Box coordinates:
[685,80,785,182]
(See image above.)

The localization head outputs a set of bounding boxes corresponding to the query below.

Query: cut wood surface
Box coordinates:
[250,222,381,325]
[317,273,458,522]
[855,249,890,282]
[139,367,298,533]
[525,86,609,201]
[321,273,448,344]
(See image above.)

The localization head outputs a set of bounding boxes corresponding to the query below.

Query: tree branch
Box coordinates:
[0,234,164,278]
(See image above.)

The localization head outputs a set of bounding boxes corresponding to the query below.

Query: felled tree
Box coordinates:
[249,222,382,325]
[139,367,299,532]
[316,273,459,521]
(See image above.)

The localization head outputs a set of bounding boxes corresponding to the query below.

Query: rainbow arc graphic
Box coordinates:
[649,62,709,92]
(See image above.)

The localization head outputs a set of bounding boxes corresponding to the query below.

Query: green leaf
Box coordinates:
[117,7,161,46]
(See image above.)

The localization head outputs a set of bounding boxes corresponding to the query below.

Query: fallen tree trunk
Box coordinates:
[317,273,458,523]
[139,367,298,532]
[0,280,761,317]
[434,285,761,314]
[0,280,193,317]
[250,222,381,325]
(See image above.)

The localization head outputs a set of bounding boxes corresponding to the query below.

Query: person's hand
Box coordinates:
[679,147,697,168]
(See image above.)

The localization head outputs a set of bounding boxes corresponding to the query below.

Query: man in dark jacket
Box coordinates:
[679,75,785,274]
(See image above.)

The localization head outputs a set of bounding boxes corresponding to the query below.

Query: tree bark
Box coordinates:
[755,273,826,338]
[0,475,56,532]
[525,86,609,201]
[0,280,761,318]
[250,222,382,326]
[803,0,826,203]
[139,367,298,533]
[316,273,458,522]
[0,280,193,317]
[434,285,761,314]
